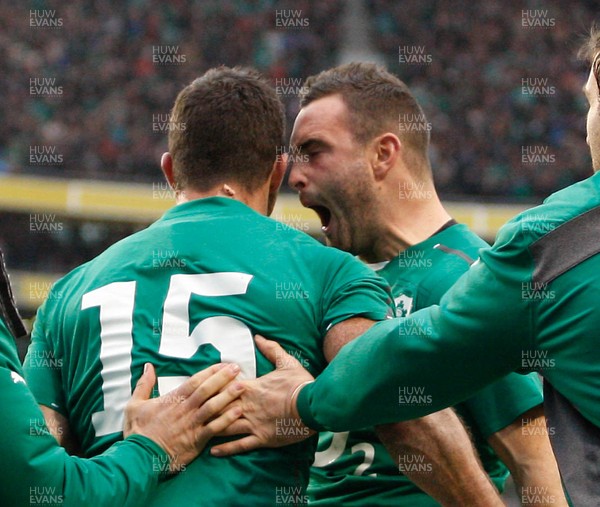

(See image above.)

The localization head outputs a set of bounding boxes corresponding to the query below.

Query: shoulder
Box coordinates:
[41,262,90,309]
[38,231,140,319]
[261,216,375,274]
[433,224,488,263]
[417,225,488,303]
[503,174,600,243]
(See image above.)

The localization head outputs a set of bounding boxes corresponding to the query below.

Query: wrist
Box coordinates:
[289,380,313,421]
[124,434,173,480]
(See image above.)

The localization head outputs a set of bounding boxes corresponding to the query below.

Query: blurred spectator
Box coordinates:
[367,0,594,199]
[1,0,342,183]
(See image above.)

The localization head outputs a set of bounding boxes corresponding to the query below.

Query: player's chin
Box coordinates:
[323,220,350,252]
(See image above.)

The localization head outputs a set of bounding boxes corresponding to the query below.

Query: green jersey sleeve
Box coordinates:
[297,220,533,431]
[23,300,67,415]
[461,373,542,438]
[404,232,544,438]
[0,318,167,507]
[320,255,393,335]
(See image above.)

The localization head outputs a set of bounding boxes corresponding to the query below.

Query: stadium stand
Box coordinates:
[366,0,595,197]
[1,0,594,199]
[1,0,342,183]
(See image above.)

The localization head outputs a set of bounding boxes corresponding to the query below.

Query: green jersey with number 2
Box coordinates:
[309,223,542,507]
[24,197,391,506]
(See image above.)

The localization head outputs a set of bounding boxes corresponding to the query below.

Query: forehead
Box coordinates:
[291,95,352,142]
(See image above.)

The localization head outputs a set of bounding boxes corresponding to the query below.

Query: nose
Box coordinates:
[287,163,306,191]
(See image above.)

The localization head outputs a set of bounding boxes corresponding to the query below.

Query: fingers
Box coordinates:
[204,406,243,436]
[172,363,228,399]
[210,435,263,457]
[194,380,245,423]
[214,418,253,437]
[185,364,241,408]
[131,363,156,401]
[255,335,298,369]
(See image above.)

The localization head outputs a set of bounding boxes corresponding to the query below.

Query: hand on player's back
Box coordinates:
[211,336,315,456]
[124,362,244,472]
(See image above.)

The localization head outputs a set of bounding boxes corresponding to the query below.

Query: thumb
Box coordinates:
[131,363,156,401]
[255,335,300,369]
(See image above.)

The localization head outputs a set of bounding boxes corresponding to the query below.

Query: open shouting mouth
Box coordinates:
[309,205,332,232]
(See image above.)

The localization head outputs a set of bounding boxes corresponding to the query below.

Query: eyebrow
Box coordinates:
[297,138,326,152]
[286,138,327,171]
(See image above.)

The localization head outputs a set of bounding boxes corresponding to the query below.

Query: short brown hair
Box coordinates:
[300,62,430,159]
[579,24,600,91]
[168,66,285,192]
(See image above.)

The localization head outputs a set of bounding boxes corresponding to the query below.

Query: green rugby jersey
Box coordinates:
[0,314,169,507]
[309,224,542,506]
[24,197,391,506]
[297,171,600,506]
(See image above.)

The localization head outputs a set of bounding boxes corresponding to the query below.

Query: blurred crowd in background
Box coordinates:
[2,0,597,196]
[0,0,598,276]
[1,0,341,183]
[368,0,595,197]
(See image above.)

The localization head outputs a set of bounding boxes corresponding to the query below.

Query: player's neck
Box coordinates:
[175,184,270,215]
[360,191,451,263]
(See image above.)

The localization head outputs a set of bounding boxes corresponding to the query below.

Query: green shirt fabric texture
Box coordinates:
[0,316,168,507]
[24,197,391,506]
[297,171,600,505]
[309,223,542,506]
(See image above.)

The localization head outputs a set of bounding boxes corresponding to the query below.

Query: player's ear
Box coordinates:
[269,153,286,195]
[161,152,176,190]
[371,133,401,181]
[266,153,286,216]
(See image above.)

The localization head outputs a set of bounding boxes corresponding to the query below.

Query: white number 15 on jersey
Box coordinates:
[82,272,254,437]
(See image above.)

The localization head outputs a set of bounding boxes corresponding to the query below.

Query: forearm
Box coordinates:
[40,404,82,455]
[488,406,568,507]
[376,409,504,507]
[297,252,532,432]
[1,368,162,507]
[298,309,521,431]
[514,464,568,507]
[62,436,165,507]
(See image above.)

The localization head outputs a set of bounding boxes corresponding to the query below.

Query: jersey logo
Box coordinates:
[11,371,25,384]
[394,295,413,317]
